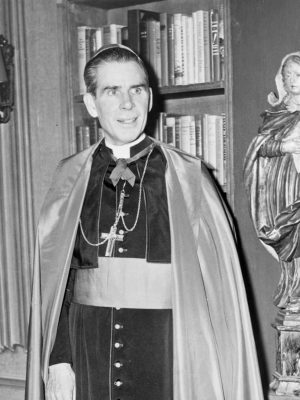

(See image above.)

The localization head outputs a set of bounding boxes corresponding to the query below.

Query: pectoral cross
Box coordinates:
[100,226,124,257]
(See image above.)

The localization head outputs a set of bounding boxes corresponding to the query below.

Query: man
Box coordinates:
[25,44,263,400]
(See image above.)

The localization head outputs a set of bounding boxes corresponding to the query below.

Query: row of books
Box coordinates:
[75,112,226,187]
[77,6,224,94]
[127,7,224,87]
[154,112,226,186]
[75,119,103,152]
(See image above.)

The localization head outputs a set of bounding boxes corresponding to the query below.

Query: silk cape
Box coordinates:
[25,140,263,400]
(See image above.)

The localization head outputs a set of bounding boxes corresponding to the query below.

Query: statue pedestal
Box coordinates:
[270,311,300,397]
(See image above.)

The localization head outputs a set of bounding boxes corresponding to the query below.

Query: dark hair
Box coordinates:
[84,44,150,96]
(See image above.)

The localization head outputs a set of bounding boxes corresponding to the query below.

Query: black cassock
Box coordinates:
[50,136,173,400]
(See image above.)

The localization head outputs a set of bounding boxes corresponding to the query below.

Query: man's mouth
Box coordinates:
[118,117,138,124]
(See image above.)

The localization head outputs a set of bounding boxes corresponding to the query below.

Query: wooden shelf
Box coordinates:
[70,0,162,9]
[74,82,225,102]
[159,81,225,97]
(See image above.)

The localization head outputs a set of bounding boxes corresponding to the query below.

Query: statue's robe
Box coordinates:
[244,106,300,307]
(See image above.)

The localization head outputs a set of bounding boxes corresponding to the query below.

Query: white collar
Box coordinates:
[106,134,146,159]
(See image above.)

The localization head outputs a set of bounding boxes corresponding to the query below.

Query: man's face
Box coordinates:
[283,60,300,97]
[84,60,152,146]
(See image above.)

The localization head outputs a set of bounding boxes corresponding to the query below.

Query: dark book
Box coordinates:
[76,126,84,152]
[209,8,221,82]
[160,13,168,87]
[127,9,160,55]
[167,14,175,86]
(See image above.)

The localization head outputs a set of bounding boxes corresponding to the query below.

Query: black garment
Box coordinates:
[72,137,171,266]
[69,304,173,400]
[50,137,173,399]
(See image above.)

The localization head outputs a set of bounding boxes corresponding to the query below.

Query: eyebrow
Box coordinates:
[102,83,148,91]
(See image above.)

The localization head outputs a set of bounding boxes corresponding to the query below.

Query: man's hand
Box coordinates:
[46,363,76,400]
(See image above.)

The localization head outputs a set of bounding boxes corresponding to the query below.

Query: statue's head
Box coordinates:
[268,52,300,107]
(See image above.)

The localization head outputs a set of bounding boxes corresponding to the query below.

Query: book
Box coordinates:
[76,126,84,152]
[195,114,203,158]
[165,115,176,146]
[203,113,217,172]
[160,13,169,87]
[214,114,225,185]
[209,8,221,82]
[180,114,191,153]
[219,4,225,81]
[77,26,91,95]
[167,14,175,86]
[173,13,184,85]
[95,27,103,52]
[222,113,227,186]
[193,10,208,83]
[127,9,160,55]
[82,126,91,149]
[102,24,124,45]
[182,14,194,85]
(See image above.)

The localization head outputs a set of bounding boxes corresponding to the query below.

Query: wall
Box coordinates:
[230,0,300,396]
[0,0,68,398]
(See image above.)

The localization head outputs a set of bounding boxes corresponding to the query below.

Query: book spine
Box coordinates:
[189,115,196,156]
[160,13,168,87]
[147,19,157,78]
[215,115,224,185]
[89,28,97,57]
[192,10,205,83]
[167,14,175,86]
[219,4,225,81]
[173,13,183,86]
[222,113,227,186]
[165,116,176,146]
[180,115,191,153]
[175,115,182,149]
[203,11,211,82]
[82,126,91,150]
[186,15,195,84]
[195,114,203,158]
[121,26,129,46]
[76,126,84,152]
[127,9,141,53]
[210,9,220,82]
[140,19,149,61]
[95,27,103,52]
[77,26,89,95]
[155,20,162,87]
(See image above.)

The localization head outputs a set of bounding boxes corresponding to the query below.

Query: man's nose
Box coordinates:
[120,92,134,109]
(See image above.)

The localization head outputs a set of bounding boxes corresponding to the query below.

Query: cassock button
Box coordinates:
[114,323,123,330]
[114,379,123,387]
[114,361,123,368]
[114,342,123,349]
[118,247,127,253]
[119,229,124,235]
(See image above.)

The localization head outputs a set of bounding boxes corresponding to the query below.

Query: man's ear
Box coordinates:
[83,93,98,118]
[148,88,153,112]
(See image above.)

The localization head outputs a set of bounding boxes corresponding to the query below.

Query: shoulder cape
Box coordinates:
[25,140,263,400]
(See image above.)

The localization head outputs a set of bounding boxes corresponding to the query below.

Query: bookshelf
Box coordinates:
[58,0,232,201]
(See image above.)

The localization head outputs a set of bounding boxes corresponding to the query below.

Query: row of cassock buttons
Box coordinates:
[114,321,124,390]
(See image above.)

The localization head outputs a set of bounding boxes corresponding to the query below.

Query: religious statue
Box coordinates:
[244,52,300,397]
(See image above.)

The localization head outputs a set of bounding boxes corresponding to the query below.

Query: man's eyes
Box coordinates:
[105,87,145,96]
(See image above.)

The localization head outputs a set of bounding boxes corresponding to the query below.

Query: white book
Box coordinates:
[173,13,184,85]
[180,115,192,153]
[192,10,206,83]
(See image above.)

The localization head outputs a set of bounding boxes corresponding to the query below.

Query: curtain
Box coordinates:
[0,0,35,351]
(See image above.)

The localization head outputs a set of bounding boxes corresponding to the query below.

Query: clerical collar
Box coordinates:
[106,134,146,159]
